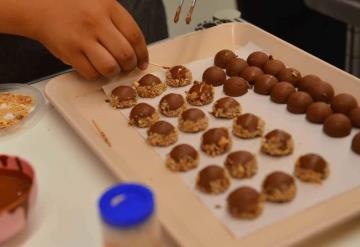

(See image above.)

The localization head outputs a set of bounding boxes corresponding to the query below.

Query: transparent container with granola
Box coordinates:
[0,83,45,136]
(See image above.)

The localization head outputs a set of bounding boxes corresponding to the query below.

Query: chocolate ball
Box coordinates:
[240,66,264,85]
[223,77,249,97]
[352,132,360,154]
[169,144,198,162]
[227,186,262,218]
[202,128,230,146]
[187,81,214,106]
[331,93,358,115]
[263,57,286,76]
[160,93,185,111]
[148,120,175,135]
[203,66,227,87]
[111,86,136,101]
[287,91,314,114]
[349,107,360,128]
[212,97,241,119]
[226,58,248,76]
[263,171,295,191]
[306,102,333,124]
[298,74,321,92]
[214,49,237,68]
[130,103,156,122]
[270,82,296,104]
[235,113,261,132]
[197,165,230,193]
[277,68,302,86]
[323,113,352,138]
[169,65,189,79]
[254,74,279,95]
[298,154,327,174]
[138,74,162,86]
[247,51,269,68]
[181,108,206,122]
[308,81,335,103]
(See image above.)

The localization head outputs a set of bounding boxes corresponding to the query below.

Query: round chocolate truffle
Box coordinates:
[129,103,159,128]
[201,128,232,156]
[110,85,137,109]
[241,66,264,85]
[223,77,249,97]
[261,129,294,156]
[323,113,352,138]
[298,74,321,92]
[233,113,265,139]
[147,120,178,146]
[166,144,199,172]
[349,107,360,128]
[159,93,186,117]
[307,81,335,103]
[331,93,358,115]
[254,74,279,95]
[197,165,230,194]
[262,171,296,202]
[306,102,333,124]
[214,49,237,68]
[212,97,241,119]
[178,108,208,133]
[134,74,166,98]
[186,81,214,106]
[277,68,302,86]
[202,66,227,87]
[270,82,296,104]
[225,58,248,77]
[263,57,286,76]
[352,132,360,154]
[166,65,192,87]
[287,91,314,114]
[295,154,329,183]
[247,51,269,68]
[227,186,264,219]
[224,151,257,179]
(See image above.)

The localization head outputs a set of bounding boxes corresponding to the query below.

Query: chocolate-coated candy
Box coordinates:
[270,82,296,104]
[214,49,237,68]
[352,132,360,154]
[277,68,301,86]
[331,93,358,115]
[263,57,285,76]
[247,51,269,68]
[203,66,227,86]
[226,58,248,76]
[323,113,352,138]
[287,91,314,114]
[349,107,360,128]
[138,74,161,86]
[254,74,279,95]
[241,66,263,85]
[223,77,249,97]
[306,102,333,124]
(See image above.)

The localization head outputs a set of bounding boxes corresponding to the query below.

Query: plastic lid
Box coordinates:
[99,183,155,228]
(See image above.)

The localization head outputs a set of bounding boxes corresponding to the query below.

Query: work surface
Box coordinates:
[1,79,360,247]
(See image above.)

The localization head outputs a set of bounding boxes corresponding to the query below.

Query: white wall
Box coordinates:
[163,0,237,38]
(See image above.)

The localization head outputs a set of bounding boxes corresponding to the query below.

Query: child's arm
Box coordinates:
[0,0,149,80]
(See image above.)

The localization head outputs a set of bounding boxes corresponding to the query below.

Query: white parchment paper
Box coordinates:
[103,43,360,239]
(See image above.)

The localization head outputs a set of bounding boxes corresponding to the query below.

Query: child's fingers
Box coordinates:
[112,4,149,70]
[98,23,137,72]
[70,52,101,81]
[84,42,121,78]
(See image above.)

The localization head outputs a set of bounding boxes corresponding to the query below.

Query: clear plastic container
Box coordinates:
[98,183,163,247]
[0,83,45,136]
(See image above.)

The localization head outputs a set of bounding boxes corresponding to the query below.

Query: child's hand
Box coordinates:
[26,0,149,80]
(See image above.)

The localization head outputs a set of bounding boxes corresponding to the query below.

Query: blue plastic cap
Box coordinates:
[99,183,155,228]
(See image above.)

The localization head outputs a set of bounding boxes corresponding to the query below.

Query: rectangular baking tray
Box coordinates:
[45,23,360,246]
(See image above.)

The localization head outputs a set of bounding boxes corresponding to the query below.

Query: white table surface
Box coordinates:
[1,78,360,247]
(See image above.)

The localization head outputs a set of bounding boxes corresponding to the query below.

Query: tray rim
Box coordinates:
[44,22,360,247]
